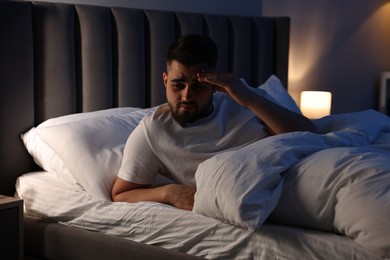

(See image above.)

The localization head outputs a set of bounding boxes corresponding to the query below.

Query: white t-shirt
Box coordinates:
[118,92,268,185]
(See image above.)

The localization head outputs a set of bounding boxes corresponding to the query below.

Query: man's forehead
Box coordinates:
[170,74,199,84]
[167,60,208,73]
[167,67,201,81]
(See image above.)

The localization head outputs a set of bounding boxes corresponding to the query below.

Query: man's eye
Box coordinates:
[172,83,185,90]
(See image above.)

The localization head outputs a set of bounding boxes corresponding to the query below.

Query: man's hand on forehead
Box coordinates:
[197,71,255,107]
[197,71,240,92]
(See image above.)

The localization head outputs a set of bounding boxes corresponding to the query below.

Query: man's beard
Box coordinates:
[168,101,200,124]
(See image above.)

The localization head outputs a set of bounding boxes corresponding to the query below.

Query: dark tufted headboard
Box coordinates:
[0,0,290,196]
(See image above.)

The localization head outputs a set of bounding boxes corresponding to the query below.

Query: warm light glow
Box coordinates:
[300,91,332,119]
[286,2,390,104]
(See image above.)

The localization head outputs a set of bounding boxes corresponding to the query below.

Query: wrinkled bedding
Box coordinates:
[16,171,383,260]
[192,110,390,258]
[271,145,390,255]
[16,110,390,259]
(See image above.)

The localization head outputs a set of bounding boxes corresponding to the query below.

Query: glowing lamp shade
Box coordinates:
[300,91,332,119]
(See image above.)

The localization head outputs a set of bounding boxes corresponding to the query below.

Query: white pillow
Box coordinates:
[21,107,141,184]
[22,108,155,200]
[242,75,302,114]
[21,127,78,184]
[32,108,156,201]
[38,107,141,127]
[313,109,390,136]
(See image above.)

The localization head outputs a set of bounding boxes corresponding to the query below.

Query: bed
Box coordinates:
[1,1,389,259]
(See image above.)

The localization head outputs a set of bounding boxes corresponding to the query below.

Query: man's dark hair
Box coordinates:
[166,34,218,69]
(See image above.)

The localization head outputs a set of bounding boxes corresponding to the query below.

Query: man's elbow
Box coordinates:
[111,178,124,202]
[111,190,120,202]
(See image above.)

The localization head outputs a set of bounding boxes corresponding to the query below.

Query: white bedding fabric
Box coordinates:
[193,109,390,259]
[271,145,390,255]
[17,171,382,260]
[21,107,157,201]
[16,109,390,259]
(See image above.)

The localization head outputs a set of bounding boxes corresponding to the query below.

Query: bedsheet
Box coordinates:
[16,171,382,260]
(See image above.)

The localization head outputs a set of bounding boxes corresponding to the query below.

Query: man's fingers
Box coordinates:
[197,72,234,86]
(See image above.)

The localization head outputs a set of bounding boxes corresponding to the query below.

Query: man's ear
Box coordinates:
[162,72,168,87]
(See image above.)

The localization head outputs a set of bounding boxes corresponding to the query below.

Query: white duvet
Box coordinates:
[192,110,390,258]
[16,109,390,259]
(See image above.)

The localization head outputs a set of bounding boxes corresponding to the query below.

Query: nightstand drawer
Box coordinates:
[0,195,23,260]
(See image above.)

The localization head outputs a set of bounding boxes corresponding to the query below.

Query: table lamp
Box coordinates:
[300,91,332,119]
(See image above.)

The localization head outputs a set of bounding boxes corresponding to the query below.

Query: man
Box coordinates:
[111,34,317,210]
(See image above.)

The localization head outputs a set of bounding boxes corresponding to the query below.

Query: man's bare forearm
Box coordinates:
[113,184,169,203]
[197,72,318,135]
[112,183,196,210]
[245,94,318,134]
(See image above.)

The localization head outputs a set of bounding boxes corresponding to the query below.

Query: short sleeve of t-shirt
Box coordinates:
[117,121,165,184]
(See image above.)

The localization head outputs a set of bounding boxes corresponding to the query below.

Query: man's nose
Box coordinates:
[181,86,193,101]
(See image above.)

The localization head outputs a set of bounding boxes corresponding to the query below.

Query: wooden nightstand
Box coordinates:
[0,195,23,260]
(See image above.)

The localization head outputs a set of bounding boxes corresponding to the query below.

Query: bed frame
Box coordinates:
[0,1,290,259]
